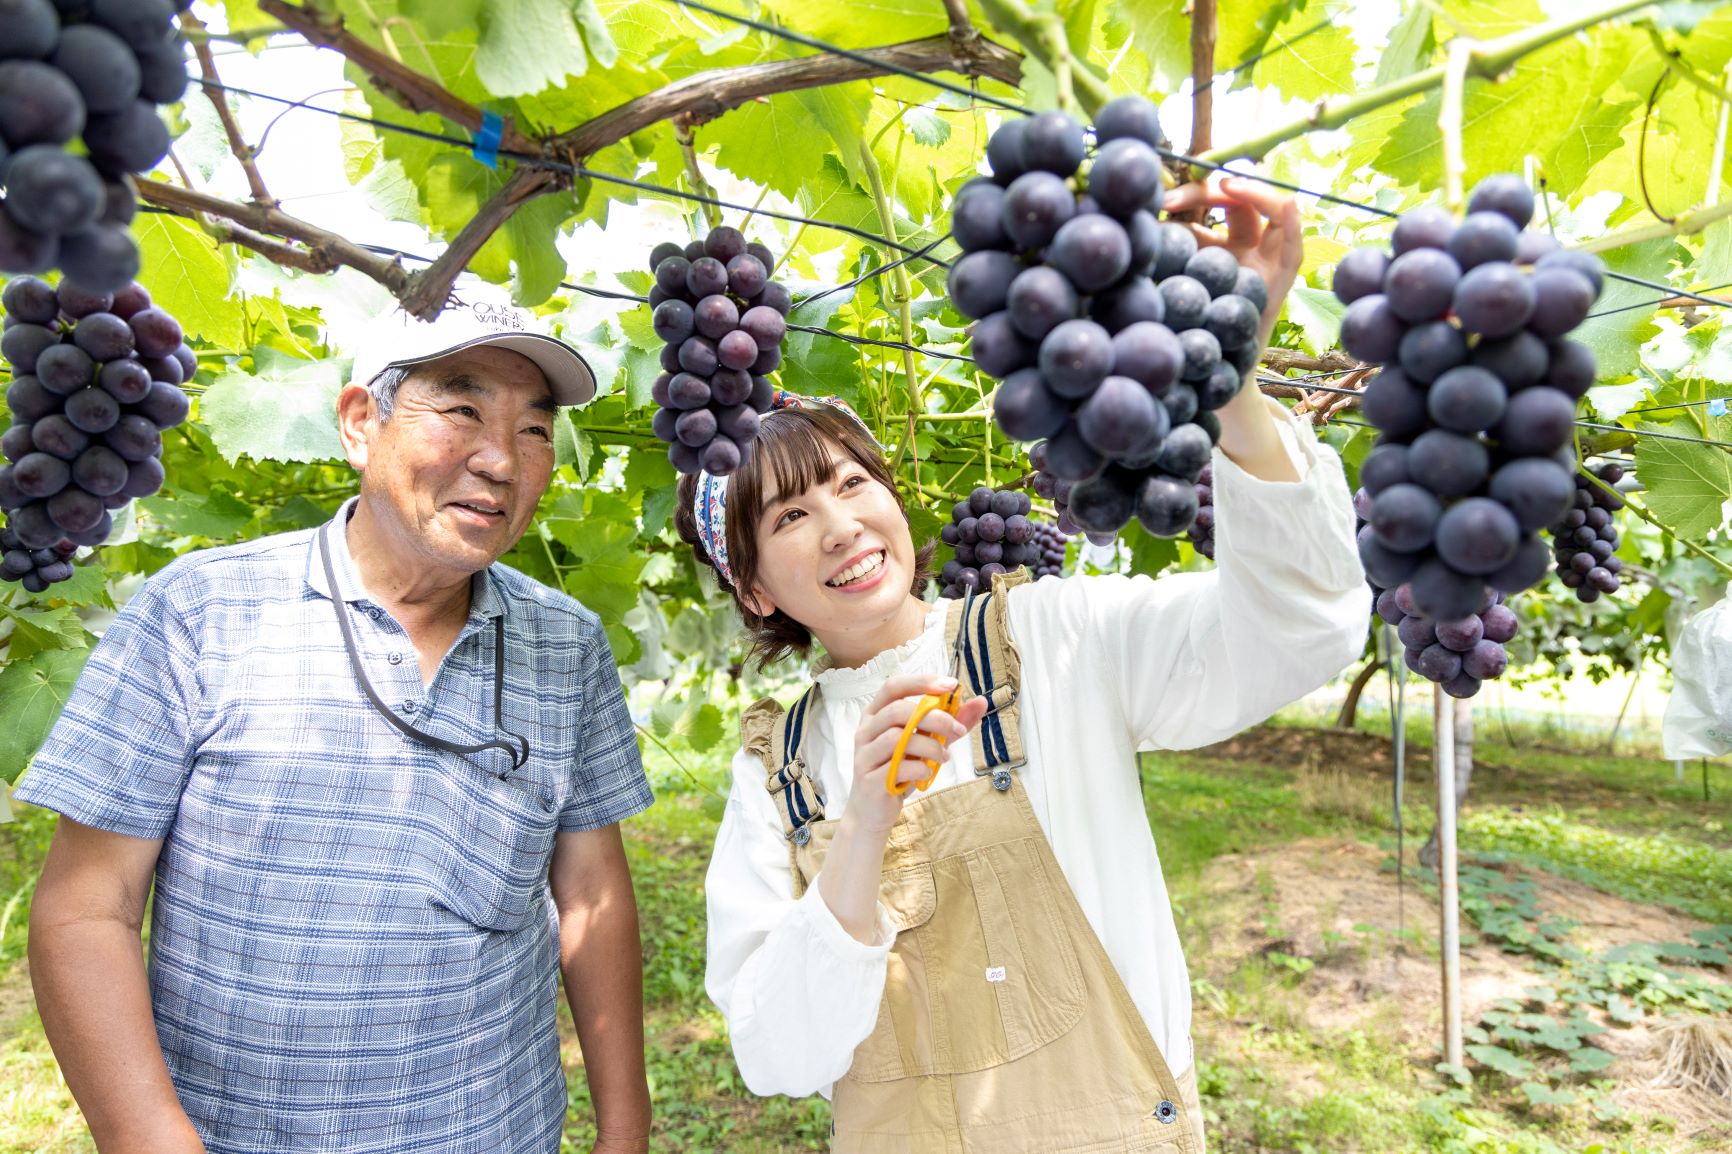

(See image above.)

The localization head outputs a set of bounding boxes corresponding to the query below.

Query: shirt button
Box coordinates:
[401,700,418,714]
[387,651,403,665]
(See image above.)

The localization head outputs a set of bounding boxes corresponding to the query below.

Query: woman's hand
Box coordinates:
[1164,173,1306,483]
[846,673,989,837]
[1163,174,1304,349]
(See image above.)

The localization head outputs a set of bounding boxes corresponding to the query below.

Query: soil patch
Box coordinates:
[1184,837,1732,1147]
[1197,725,1430,778]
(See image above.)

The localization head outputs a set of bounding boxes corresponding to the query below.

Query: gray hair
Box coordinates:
[367,365,414,423]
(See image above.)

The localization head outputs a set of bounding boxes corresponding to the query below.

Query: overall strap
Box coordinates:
[742,686,825,848]
[949,569,1028,786]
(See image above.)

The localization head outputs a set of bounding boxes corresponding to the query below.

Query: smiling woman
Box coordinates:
[675,405,936,670]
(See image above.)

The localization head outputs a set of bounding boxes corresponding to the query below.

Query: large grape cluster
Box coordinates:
[1029,518,1068,579]
[936,485,1035,598]
[1549,461,1624,603]
[1340,174,1603,623]
[952,96,1248,542]
[0,275,190,579]
[647,225,786,475]
[1184,461,1215,560]
[0,0,191,291]
[1374,580,1517,699]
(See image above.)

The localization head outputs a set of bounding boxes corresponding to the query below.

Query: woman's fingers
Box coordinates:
[865,673,959,717]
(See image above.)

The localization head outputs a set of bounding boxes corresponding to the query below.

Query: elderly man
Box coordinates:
[16,302,655,1154]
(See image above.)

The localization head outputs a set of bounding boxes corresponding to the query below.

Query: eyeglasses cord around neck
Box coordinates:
[318,522,531,775]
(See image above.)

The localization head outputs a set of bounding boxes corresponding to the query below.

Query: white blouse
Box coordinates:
[703,399,1372,1099]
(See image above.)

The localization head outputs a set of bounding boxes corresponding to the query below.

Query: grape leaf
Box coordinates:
[475,0,597,96]
[1247,2,1358,103]
[1284,284,1344,354]
[0,605,87,662]
[1635,417,1732,540]
[140,490,258,541]
[1374,3,1433,86]
[0,647,88,784]
[201,348,348,465]
[133,212,243,351]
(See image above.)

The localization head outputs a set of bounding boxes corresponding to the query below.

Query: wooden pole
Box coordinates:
[1435,685,1463,1068]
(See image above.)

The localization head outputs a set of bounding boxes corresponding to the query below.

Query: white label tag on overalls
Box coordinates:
[985,966,1007,983]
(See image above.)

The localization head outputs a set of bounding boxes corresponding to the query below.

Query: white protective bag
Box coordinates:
[1663,582,1732,758]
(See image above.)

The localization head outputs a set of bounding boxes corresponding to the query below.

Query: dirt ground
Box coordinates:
[1186,836,1732,1147]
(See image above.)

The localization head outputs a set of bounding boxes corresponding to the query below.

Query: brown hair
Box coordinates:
[675,406,936,669]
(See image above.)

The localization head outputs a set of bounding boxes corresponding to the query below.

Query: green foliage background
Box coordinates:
[7,0,1732,783]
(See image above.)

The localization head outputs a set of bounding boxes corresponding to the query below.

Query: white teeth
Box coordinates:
[828,551,884,587]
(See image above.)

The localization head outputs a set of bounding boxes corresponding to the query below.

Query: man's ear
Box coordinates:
[336,383,378,472]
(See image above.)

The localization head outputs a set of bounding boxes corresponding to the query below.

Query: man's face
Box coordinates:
[344,345,557,577]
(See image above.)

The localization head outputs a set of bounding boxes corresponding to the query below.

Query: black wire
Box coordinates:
[1157,145,1401,217]
[659,0,1029,116]
[1625,397,1732,414]
[795,234,954,307]
[194,78,952,265]
[1577,421,1732,449]
[1600,270,1732,312]
[1584,280,1732,320]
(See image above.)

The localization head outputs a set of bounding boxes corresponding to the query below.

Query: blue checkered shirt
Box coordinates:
[14,499,654,1153]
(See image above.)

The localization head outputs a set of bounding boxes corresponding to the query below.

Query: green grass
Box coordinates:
[4,721,1729,1153]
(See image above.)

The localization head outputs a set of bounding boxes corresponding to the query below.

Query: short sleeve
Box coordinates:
[558,628,653,831]
[12,579,202,840]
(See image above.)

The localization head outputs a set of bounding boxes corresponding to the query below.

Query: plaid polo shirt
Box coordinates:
[15,499,654,1153]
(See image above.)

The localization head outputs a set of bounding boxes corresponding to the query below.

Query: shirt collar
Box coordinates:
[305,497,505,622]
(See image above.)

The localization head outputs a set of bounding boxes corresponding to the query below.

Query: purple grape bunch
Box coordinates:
[0,0,193,291]
[1029,518,1068,579]
[1548,461,1624,603]
[0,275,190,574]
[936,485,1036,598]
[646,226,787,475]
[954,96,1249,542]
[1339,174,1604,623]
[1184,461,1215,560]
[1373,579,1518,699]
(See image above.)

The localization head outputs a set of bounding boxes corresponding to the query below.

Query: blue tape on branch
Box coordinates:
[1710,398,1728,418]
[472,111,504,169]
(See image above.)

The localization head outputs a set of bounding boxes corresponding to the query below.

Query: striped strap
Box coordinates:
[950,570,1027,774]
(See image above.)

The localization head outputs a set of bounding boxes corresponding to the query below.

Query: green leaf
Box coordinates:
[1,605,87,662]
[907,108,952,149]
[1573,239,1674,380]
[1249,2,1358,103]
[133,212,243,350]
[140,489,257,540]
[476,0,593,96]
[1374,3,1434,86]
[1569,1047,1616,1073]
[200,347,348,464]
[1466,1043,1537,1078]
[1518,1081,1577,1107]
[1285,284,1345,354]
[0,648,89,783]
[572,0,620,70]
[1635,416,1732,539]
[40,559,111,609]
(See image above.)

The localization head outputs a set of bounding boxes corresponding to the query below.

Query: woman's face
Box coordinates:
[745,446,920,637]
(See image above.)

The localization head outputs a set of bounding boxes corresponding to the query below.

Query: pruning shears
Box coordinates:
[886,585,972,797]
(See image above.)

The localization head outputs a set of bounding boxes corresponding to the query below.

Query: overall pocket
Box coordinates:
[848,836,1086,1082]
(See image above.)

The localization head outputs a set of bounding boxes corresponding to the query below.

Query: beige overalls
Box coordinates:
[741,573,1206,1153]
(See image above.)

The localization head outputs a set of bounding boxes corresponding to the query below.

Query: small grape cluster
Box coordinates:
[0,525,74,592]
[0,0,191,291]
[1549,462,1624,603]
[1184,461,1215,560]
[1029,518,1068,578]
[1341,174,1603,623]
[950,96,1247,542]
[1374,581,1518,699]
[0,275,190,571]
[647,225,788,475]
[936,485,1035,598]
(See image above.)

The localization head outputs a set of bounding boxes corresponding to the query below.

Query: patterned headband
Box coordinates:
[693,389,880,588]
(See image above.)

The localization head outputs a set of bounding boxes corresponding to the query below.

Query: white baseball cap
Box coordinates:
[350,297,597,406]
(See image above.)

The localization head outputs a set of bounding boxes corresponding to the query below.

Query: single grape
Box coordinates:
[1110,321,1183,395]
[1391,206,1455,255]
[951,180,1009,252]
[1453,262,1535,337]
[1332,248,1390,305]
[1384,247,1461,323]
[1089,277,1165,334]
[1086,138,1162,217]
[1467,174,1535,229]
[948,249,1023,320]
[1426,366,1507,434]
[993,368,1070,441]
[1006,267,1079,342]
[971,311,1037,377]
[1339,294,1405,363]
[1446,212,1520,270]
[1048,214,1132,293]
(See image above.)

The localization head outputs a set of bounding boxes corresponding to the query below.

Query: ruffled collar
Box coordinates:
[811,600,949,701]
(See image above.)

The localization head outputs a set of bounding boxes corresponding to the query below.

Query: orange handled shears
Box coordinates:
[886,586,972,797]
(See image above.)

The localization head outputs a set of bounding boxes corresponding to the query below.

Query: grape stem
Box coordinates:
[1438,38,1473,214]
[1189,0,1217,157]
[674,117,724,232]
[861,143,926,502]
[976,0,1112,114]
[183,9,276,208]
[1580,470,1732,579]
